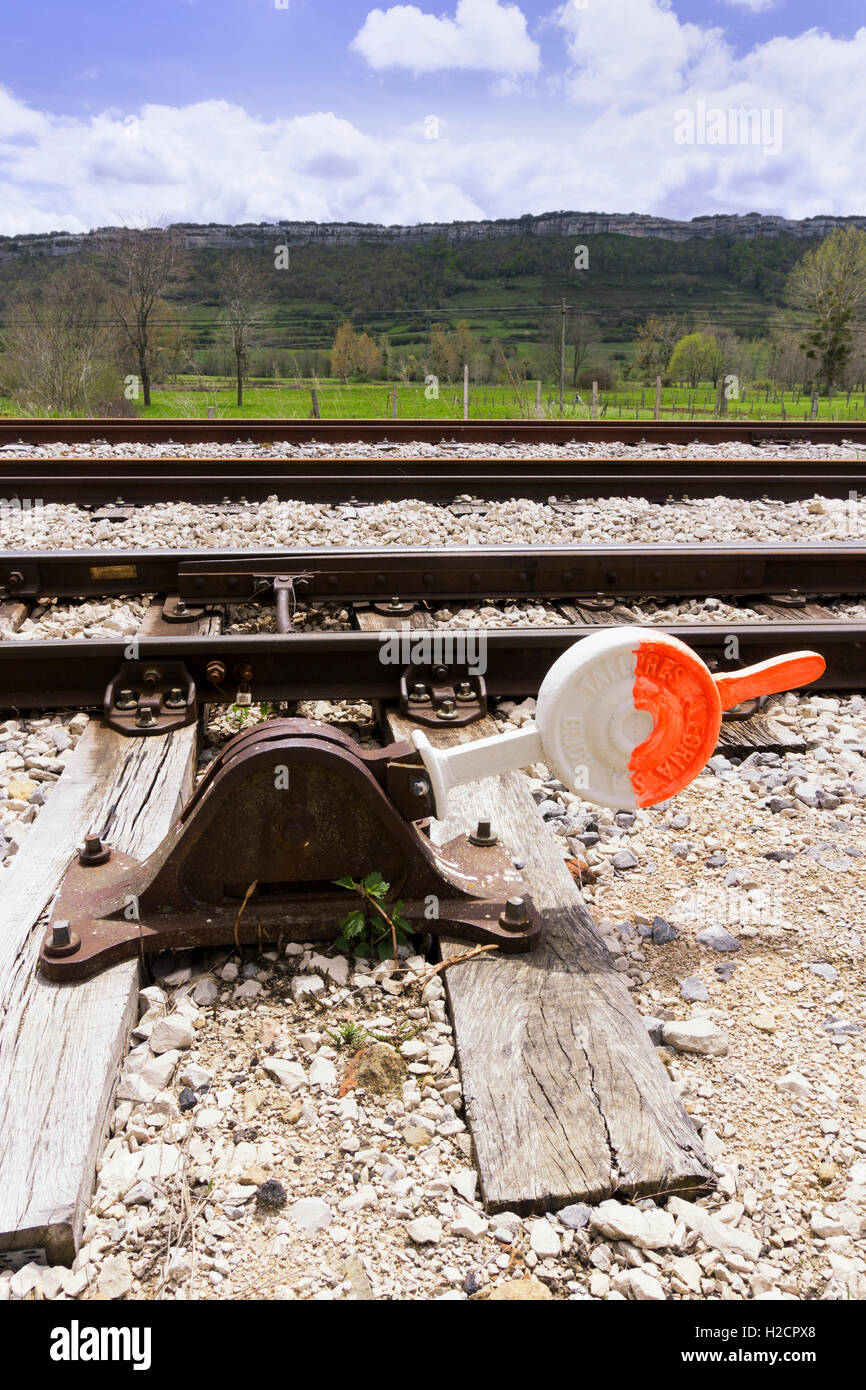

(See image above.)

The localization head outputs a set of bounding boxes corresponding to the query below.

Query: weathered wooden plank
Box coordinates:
[0,606,217,1262]
[752,600,839,622]
[358,610,711,1213]
[717,712,804,751]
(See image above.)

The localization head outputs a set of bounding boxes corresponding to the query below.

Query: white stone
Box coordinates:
[451,1169,478,1203]
[590,1200,676,1250]
[776,1071,812,1098]
[192,977,218,1006]
[10,1262,45,1299]
[662,1018,729,1056]
[618,1268,666,1301]
[96,1255,133,1300]
[406,1216,442,1245]
[308,1055,338,1087]
[292,974,325,1000]
[179,1062,213,1089]
[305,953,350,986]
[263,1057,308,1090]
[671,1255,703,1292]
[194,1107,222,1130]
[234,979,262,1000]
[668,1196,760,1262]
[97,1148,143,1200]
[529,1218,561,1257]
[451,1205,489,1241]
[810,1210,846,1238]
[289,1198,333,1233]
[116,1049,180,1103]
[148,1014,194,1054]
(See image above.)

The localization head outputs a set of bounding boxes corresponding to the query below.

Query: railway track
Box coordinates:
[1,424,864,1269]
[1,543,863,715]
[2,415,866,447]
[1,454,865,505]
[0,542,863,602]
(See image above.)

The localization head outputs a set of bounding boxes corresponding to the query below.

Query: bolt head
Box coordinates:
[500,896,529,930]
[469,818,498,847]
[436,699,459,721]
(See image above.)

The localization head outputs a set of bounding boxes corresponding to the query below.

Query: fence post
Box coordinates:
[655,376,662,421]
[392,384,398,419]
[536,379,543,418]
[463,364,469,421]
[810,390,819,420]
[591,381,598,419]
[311,388,320,419]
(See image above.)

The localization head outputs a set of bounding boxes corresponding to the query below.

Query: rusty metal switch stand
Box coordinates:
[40,719,540,981]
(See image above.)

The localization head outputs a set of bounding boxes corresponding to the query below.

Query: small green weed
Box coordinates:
[333,870,412,965]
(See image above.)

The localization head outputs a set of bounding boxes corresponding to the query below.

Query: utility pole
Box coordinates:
[559,298,567,417]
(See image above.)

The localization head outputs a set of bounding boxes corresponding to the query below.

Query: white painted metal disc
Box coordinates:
[535,626,656,809]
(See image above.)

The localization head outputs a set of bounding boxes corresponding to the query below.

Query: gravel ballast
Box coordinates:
[0,493,863,550]
[1,438,865,462]
[3,691,863,1302]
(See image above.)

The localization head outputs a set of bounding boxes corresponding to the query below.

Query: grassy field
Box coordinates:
[3,377,865,423]
[131,379,866,423]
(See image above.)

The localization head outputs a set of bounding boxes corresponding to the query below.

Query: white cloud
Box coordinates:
[721,0,779,12]
[1,11,866,235]
[556,0,729,105]
[351,0,540,73]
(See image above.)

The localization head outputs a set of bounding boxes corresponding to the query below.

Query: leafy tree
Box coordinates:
[331,321,355,381]
[428,323,458,381]
[634,315,684,380]
[667,331,719,387]
[452,319,476,370]
[352,330,383,379]
[784,226,866,393]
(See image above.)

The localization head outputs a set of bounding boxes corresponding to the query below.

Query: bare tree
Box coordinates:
[99,227,185,406]
[567,313,599,386]
[785,226,866,394]
[0,261,119,415]
[539,309,600,386]
[217,255,272,407]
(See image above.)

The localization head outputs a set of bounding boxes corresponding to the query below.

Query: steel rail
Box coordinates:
[0,456,864,504]
[1,544,864,603]
[0,623,862,710]
[2,417,866,446]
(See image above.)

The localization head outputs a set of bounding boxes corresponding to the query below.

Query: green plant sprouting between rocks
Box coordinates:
[333,871,412,964]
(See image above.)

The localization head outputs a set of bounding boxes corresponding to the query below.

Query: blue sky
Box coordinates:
[1,0,864,233]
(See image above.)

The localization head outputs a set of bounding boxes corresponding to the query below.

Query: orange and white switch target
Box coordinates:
[412,627,826,815]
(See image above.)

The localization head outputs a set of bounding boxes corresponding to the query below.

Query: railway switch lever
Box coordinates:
[412,626,825,816]
[40,628,824,982]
